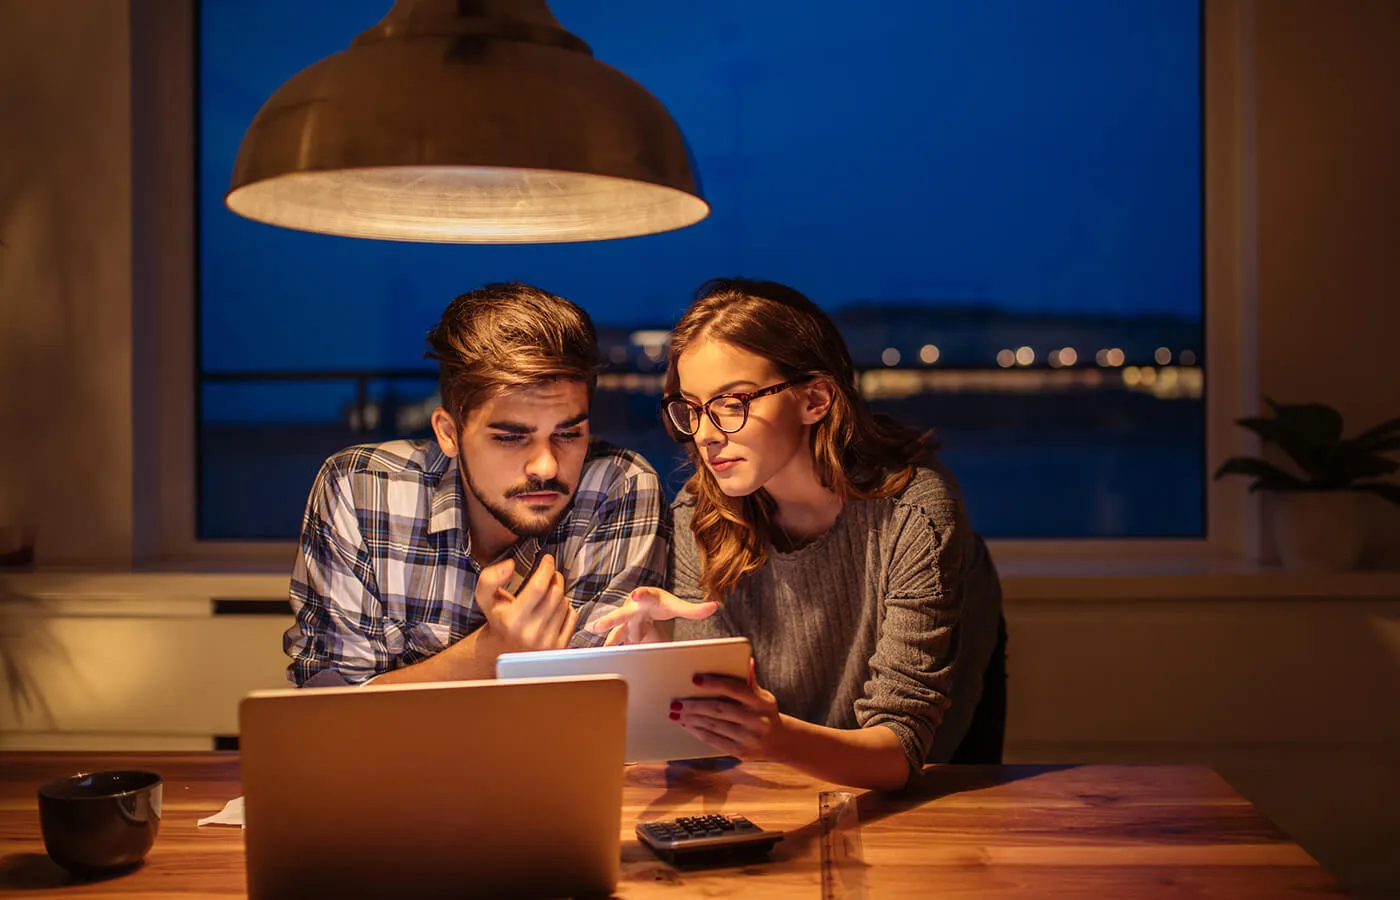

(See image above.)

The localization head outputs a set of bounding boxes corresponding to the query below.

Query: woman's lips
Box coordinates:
[708,457,740,473]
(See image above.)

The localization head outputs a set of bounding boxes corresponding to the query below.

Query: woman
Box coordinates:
[591,278,1004,790]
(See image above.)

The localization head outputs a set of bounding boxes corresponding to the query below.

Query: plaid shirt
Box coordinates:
[285,437,670,687]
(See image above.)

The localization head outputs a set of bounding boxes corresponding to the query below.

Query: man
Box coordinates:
[285,283,669,687]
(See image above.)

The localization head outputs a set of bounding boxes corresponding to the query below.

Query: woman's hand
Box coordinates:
[586,586,719,646]
[672,660,786,761]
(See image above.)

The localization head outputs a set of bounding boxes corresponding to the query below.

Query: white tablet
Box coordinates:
[496,637,753,764]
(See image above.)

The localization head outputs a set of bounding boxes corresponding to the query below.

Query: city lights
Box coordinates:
[1154,346,1171,365]
[1059,347,1078,366]
[1015,346,1035,366]
[1106,348,1125,367]
[919,344,940,364]
[1180,349,1197,365]
[881,347,901,366]
[996,349,1016,368]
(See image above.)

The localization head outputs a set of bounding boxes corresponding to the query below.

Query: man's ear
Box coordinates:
[431,407,460,458]
[800,377,836,425]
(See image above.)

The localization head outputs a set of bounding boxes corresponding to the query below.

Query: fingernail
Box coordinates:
[668,712,680,721]
[670,701,682,712]
[692,675,703,686]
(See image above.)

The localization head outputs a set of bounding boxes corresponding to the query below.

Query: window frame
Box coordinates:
[133,0,1261,567]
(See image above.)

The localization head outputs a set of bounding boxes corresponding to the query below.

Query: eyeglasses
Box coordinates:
[664,376,813,437]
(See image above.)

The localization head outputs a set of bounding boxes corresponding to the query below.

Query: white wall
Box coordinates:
[1255,0,1400,566]
[0,0,135,566]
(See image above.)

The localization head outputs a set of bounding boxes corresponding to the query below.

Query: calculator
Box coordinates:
[635,813,782,864]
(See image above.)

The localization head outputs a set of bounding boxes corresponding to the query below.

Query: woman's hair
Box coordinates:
[665,278,932,598]
[425,282,599,427]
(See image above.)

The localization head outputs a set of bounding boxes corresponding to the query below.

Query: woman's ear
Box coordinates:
[800,377,836,425]
[431,407,460,458]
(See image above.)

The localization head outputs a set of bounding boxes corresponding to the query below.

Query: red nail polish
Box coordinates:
[692,675,703,686]
[668,712,680,721]
[670,701,682,712]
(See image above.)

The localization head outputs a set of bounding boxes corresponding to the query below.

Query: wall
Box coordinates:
[1255,0,1400,566]
[0,0,136,567]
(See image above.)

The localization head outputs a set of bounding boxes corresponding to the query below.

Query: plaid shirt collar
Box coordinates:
[426,443,462,535]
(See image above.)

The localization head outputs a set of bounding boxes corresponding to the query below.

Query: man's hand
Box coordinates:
[476,554,578,652]
[586,586,719,646]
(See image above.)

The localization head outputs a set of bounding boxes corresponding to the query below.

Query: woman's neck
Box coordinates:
[765,468,843,544]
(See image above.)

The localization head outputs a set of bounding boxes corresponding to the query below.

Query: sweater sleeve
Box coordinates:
[853,481,972,775]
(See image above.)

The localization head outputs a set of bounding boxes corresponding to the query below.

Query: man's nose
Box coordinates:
[525,443,559,481]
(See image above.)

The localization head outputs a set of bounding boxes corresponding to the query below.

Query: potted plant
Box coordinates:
[1215,399,1400,571]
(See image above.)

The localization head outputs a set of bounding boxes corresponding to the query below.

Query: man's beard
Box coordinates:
[462,463,574,539]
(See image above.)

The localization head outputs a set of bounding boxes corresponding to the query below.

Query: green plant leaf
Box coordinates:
[1234,417,1295,444]
[1233,417,1315,476]
[1314,442,1400,485]
[1213,457,1307,489]
[1355,482,1400,507]
[1270,401,1345,446]
[1353,415,1400,449]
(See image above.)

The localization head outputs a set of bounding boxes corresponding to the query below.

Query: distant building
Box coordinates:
[595,302,1202,371]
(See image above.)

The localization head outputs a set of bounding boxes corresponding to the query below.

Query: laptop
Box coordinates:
[496,637,752,764]
[238,675,627,900]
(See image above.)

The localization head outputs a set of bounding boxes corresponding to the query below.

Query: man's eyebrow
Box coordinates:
[484,412,589,434]
[681,380,758,400]
[485,421,534,435]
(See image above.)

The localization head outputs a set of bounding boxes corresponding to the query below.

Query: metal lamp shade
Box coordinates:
[225,0,709,243]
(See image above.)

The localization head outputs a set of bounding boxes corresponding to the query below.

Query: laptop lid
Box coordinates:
[496,637,752,764]
[238,675,627,900]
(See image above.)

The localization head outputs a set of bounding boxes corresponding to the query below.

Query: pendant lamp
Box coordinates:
[225,0,708,243]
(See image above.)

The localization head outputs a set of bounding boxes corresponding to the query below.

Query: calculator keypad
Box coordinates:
[636,813,780,862]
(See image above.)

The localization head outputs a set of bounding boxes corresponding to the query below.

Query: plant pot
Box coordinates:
[1270,490,1365,573]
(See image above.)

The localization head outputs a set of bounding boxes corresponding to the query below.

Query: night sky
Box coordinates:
[198,0,1201,373]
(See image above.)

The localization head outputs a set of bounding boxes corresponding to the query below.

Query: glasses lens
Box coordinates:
[711,397,748,433]
[666,400,699,434]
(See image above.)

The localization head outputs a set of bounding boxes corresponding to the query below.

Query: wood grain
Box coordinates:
[0,753,1345,898]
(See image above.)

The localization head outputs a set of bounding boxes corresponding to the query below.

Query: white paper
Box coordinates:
[197,795,245,829]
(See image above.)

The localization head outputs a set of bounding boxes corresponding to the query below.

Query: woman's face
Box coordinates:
[674,338,812,498]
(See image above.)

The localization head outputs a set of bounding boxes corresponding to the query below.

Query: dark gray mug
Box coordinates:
[37,770,162,877]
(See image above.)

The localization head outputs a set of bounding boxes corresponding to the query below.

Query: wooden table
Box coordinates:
[0,752,1344,898]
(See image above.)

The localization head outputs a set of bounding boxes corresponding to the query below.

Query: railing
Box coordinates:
[201,368,438,432]
[202,363,1204,435]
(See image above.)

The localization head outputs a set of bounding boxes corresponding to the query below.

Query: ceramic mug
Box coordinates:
[37,770,162,877]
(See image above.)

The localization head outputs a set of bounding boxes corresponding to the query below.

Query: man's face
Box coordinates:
[433,380,590,544]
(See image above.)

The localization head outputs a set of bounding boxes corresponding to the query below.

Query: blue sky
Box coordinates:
[199,0,1201,372]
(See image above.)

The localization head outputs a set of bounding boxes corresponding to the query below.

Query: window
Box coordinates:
[198,0,1203,540]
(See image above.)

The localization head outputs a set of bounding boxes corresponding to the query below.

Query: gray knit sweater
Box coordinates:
[671,461,1003,771]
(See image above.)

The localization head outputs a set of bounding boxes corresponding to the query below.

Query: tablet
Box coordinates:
[496,637,753,763]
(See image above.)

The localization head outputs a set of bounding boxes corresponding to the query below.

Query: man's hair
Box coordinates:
[425,282,599,425]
